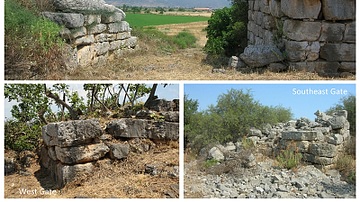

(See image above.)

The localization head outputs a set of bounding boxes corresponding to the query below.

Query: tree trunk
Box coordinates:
[45,90,81,120]
[144,84,158,109]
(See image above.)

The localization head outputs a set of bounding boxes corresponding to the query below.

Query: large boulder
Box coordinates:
[208,147,225,161]
[52,0,126,18]
[308,143,337,158]
[109,143,130,160]
[322,0,355,20]
[42,119,103,147]
[240,45,284,67]
[55,143,110,164]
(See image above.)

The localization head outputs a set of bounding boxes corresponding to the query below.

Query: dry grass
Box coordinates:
[4,141,179,198]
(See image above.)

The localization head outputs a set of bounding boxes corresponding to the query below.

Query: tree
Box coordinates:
[204,0,248,57]
[184,88,293,152]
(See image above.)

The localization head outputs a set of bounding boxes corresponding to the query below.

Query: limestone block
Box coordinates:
[282,131,324,141]
[225,142,236,152]
[326,134,344,145]
[55,162,94,188]
[281,0,321,19]
[228,56,247,69]
[319,23,345,42]
[339,62,355,73]
[270,0,283,17]
[320,43,355,62]
[106,118,147,138]
[60,27,86,40]
[117,32,131,40]
[55,143,110,164]
[308,143,337,157]
[259,0,270,14]
[263,15,276,30]
[108,21,131,33]
[95,42,110,56]
[74,35,95,46]
[322,0,355,20]
[303,153,334,165]
[208,147,225,161]
[285,41,320,62]
[84,14,101,26]
[77,45,96,66]
[313,61,340,77]
[249,128,263,137]
[53,0,126,15]
[124,37,138,48]
[254,11,264,26]
[147,122,179,140]
[283,20,321,41]
[101,12,125,23]
[42,119,102,147]
[344,22,356,43]
[95,33,116,42]
[109,143,130,160]
[240,45,284,67]
[163,111,179,122]
[109,40,122,51]
[88,24,107,35]
[48,146,57,161]
[327,116,348,130]
[42,12,84,28]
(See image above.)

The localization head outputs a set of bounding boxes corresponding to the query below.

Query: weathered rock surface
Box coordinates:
[240,45,284,67]
[55,143,109,164]
[108,143,130,160]
[42,119,103,147]
[281,0,321,19]
[185,159,355,198]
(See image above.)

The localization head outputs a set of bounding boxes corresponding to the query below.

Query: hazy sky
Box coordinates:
[185,83,356,120]
[4,83,179,119]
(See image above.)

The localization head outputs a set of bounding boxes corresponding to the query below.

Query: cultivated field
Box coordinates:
[126,13,210,27]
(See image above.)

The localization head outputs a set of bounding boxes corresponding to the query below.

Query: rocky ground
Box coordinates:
[184,154,355,198]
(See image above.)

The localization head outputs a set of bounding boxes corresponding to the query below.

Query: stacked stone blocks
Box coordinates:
[245,0,355,76]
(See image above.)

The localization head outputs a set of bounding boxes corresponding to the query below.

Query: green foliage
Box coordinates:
[5,0,63,51]
[126,13,209,27]
[276,149,302,170]
[326,95,356,137]
[5,120,42,151]
[184,89,293,152]
[204,0,248,57]
[173,31,197,49]
[204,159,219,168]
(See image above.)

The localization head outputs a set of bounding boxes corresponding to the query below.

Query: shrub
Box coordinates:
[5,120,42,151]
[241,136,255,150]
[335,154,356,184]
[204,159,219,168]
[173,31,197,49]
[276,149,302,170]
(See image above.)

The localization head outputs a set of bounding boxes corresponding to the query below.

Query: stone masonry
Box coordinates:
[42,0,137,68]
[39,99,179,188]
[235,0,355,77]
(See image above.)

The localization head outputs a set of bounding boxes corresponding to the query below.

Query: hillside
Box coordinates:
[106,0,231,8]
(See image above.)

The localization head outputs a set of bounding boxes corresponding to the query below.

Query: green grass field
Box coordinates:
[125,13,210,27]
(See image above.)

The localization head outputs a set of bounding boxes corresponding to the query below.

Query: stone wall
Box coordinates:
[235,0,355,77]
[39,99,179,188]
[206,110,350,168]
[42,0,137,68]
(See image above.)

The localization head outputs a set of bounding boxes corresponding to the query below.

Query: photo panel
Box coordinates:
[184,83,356,198]
[3,82,179,198]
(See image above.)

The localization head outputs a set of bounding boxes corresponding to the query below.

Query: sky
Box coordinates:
[185,83,356,120]
[4,83,179,119]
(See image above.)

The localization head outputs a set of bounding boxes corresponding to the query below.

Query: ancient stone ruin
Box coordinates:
[39,99,179,188]
[207,110,351,168]
[42,0,137,68]
[230,0,355,77]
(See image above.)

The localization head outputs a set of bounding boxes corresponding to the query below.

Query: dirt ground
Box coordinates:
[56,21,354,81]
[4,142,179,198]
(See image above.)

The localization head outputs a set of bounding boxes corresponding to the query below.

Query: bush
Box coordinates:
[5,0,64,79]
[5,120,42,151]
[276,149,302,170]
[173,31,197,49]
[335,154,356,184]
[204,159,219,168]
[204,0,248,57]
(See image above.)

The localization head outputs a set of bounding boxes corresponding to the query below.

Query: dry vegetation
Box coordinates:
[4,141,179,198]
[59,21,355,80]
